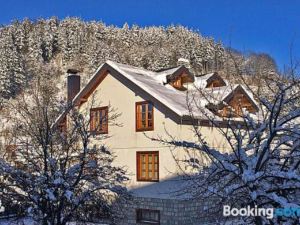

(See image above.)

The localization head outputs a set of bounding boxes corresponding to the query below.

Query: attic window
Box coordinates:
[169,72,193,90]
[206,79,225,88]
[219,90,257,117]
[171,77,183,89]
[205,75,226,88]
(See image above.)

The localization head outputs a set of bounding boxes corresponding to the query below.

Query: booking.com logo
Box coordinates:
[223,205,300,219]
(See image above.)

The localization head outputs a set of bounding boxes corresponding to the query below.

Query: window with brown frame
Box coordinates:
[5,144,17,162]
[136,101,154,131]
[220,91,256,117]
[58,116,67,134]
[171,77,182,88]
[4,144,26,169]
[90,107,108,134]
[206,79,225,88]
[137,151,159,182]
[136,209,160,224]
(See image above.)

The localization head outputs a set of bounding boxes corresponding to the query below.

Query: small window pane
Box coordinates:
[90,107,108,134]
[142,104,146,112]
[137,152,159,181]
[136,101,154,131]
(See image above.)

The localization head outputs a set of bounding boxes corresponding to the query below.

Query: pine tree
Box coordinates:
[0,17,277,101]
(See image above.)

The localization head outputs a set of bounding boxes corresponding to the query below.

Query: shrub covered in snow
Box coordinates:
[155,72,300,224]
[0,77,129,225]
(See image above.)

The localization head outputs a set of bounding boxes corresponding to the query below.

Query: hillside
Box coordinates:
[0,17,277,105]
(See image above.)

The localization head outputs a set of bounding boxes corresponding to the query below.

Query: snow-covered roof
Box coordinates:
[194,73,215,89]
[55,60,259,126]
[154,66,181,84]
[105,60,197,117]
[197,84,258,108]
[194,72,228,89]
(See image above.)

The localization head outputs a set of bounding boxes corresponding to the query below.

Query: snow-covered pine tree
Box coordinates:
[0,18,276,103]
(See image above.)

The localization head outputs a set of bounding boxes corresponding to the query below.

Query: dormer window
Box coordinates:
[171,77,182,89]
[167,67,194,90]
[206,79,226,88]
[205,72,226,88]
[218,89,258,117]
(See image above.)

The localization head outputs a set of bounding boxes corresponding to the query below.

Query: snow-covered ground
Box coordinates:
[0,217,245,225]
[0,218,108,225]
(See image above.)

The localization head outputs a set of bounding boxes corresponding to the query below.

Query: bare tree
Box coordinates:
[0,76,128,225]
[154,59,300,224]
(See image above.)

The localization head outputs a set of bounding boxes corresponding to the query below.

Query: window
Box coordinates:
[220,91,256,117]
[137,151,159,181]
[171,77,182,88]
[5,144,17,162]
[58,116,67,134]
[206,79,225,88]
[90,107,108,134]
[5,144,25,169]
[136,101,154,131]
[136,209,160,224]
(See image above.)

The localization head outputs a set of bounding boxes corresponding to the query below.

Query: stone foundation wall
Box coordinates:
[117,196,218,225]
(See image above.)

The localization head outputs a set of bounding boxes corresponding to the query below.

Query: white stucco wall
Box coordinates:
[79,72,228,190]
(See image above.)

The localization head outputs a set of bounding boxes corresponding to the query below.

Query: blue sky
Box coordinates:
[1,0,299,70]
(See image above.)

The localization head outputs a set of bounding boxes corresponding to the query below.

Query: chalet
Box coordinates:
[0,59,258,224]
[53,59,260,224]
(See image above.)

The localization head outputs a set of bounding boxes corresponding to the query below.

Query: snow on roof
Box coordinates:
[199,84,258,108]
[154,66,181,84]
[194,73,215,89]
[203,85,236,104]
[106,60,193,117]
[193,72,229,89]
[54,60,259,126]
[109,61,157,77]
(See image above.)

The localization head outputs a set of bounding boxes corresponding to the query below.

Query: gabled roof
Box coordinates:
[201,84,258,110]
[72,60,200,117]
[194,72,227,89]
[54,60,259,126]
[154,65,194,84]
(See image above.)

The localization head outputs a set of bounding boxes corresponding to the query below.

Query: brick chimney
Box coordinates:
[67,69,80,102]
